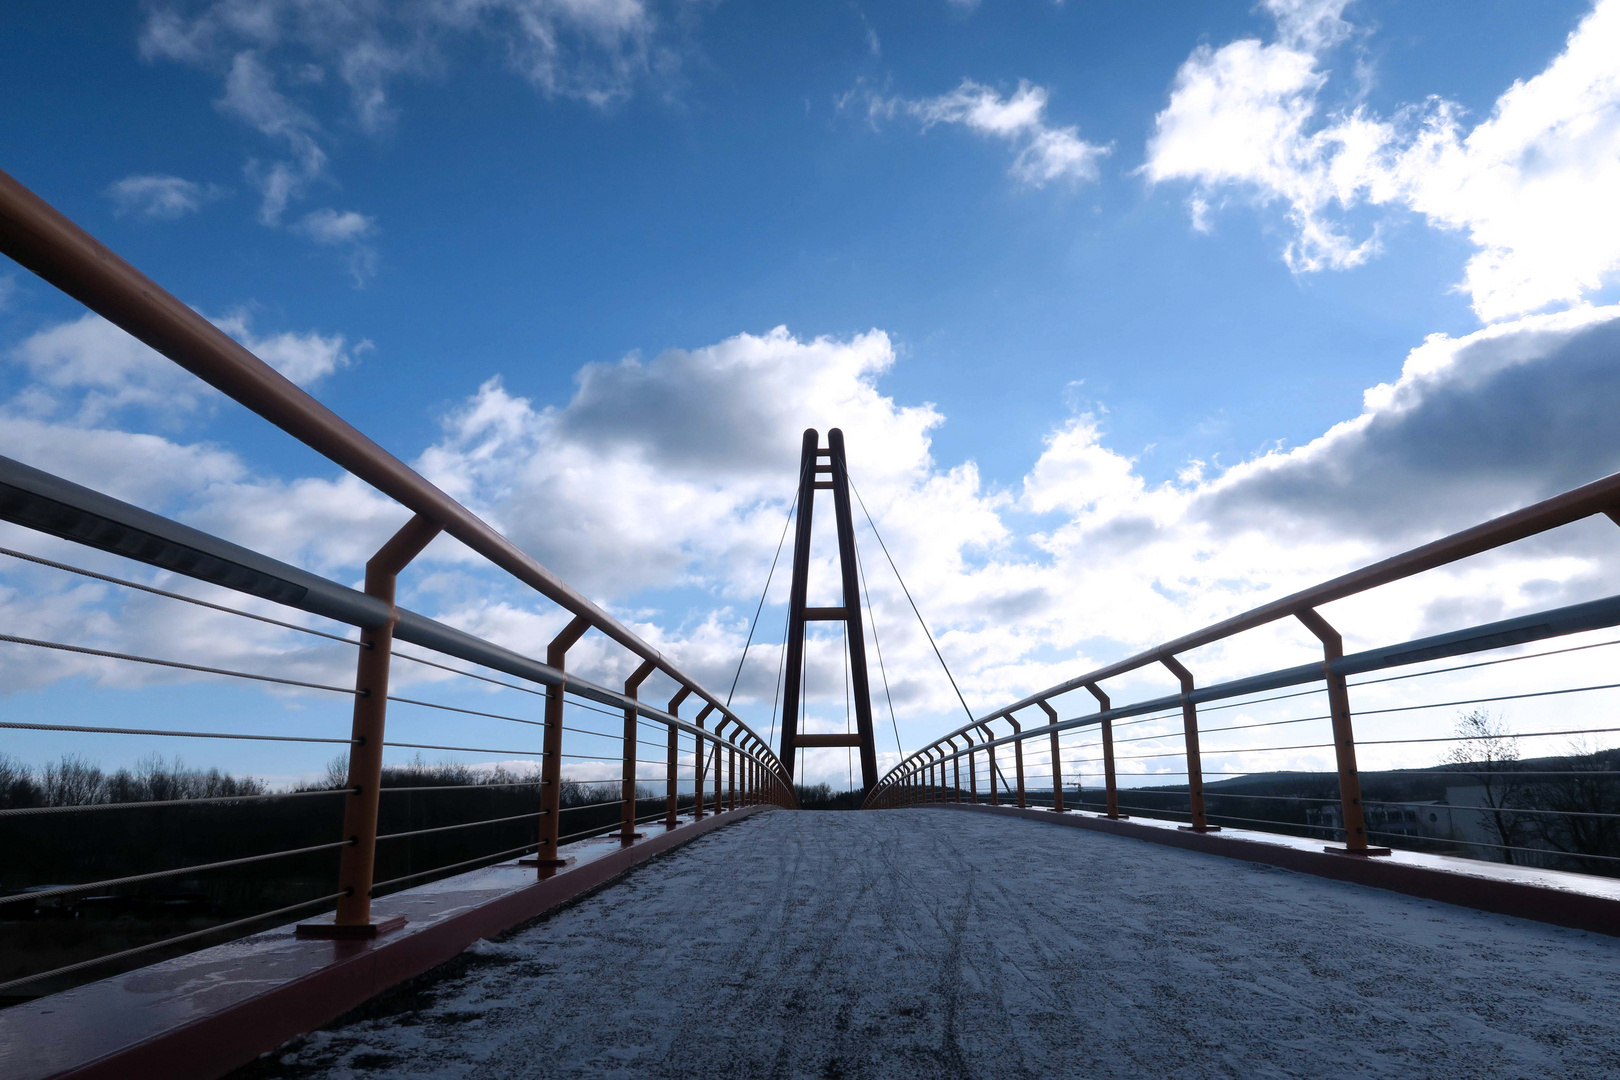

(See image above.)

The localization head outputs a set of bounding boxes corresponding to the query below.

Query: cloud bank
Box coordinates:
[6,301,1620,784]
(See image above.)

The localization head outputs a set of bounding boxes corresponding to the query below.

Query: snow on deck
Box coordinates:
[244,808,1620,1079]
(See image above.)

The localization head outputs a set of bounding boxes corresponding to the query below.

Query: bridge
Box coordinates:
[1,168,1618,1079]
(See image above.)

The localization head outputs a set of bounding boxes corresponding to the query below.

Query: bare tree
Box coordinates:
[1444,710,1528,863]
[1531,738,1620,870]
[40,754,106,806]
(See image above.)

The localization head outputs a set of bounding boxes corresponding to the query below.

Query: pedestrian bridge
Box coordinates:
[260,810,1618,1080]
[3,168,1620,1078]
[8,807,1620,1080]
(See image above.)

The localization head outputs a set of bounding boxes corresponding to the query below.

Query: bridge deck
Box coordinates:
[241,808,1619,1080]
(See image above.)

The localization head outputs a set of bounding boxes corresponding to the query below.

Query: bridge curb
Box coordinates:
[930,802,1620,937]
[3,806,773,1080]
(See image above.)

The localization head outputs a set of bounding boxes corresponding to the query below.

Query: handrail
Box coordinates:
[0,167,783,779]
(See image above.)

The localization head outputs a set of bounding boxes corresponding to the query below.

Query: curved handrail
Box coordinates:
[0,167,791,791]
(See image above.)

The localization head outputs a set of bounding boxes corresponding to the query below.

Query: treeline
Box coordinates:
[0,754,671,918]
[0,753,267,809]
[794,783,864,810]
[0,753,705,1000]
[1047,747,1620,875]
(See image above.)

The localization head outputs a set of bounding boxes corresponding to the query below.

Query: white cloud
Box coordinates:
[870,79,1111,187]
[4,310,360,426]
[295,208,374,244]
[1145,0,1620,321]
[217,50,327,225]
[294,209,379,284]
[7,307,1620,784]
[137,1,680,276]
[105,174,223,220]
[141,0,663,118]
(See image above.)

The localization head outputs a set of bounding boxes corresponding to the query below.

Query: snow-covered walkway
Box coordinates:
[244,808,1620,1080]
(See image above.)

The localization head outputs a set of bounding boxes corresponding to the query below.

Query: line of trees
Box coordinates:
[0,753,267,809]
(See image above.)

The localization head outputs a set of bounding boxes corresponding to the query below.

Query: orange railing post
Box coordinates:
[315,514,440,937]
[1296,609,1390,856]
[532,614,593,875]
[1037,701,1063,812]
[980,724,1000,806]
[693,704,713,820]
[1006,714,1027,807]
[1159,658,1213,833]
[620,659,657,845]
[666,688,690,829]
[1083,683,1120,818]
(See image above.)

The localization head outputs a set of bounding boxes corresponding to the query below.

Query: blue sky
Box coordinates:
[4,0,1620,788]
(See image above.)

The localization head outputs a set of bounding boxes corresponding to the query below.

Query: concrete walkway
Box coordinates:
[240,808,1620,1080]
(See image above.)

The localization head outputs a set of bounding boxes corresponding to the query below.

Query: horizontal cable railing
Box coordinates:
[0,170,795,1001]
[0,532,786,997]
[866,476,1620,878]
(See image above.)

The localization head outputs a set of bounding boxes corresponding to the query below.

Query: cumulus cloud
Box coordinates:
[105,174,224,219]
[866,79,1110,187]
[6,307,1620,783]
[4,309,360,427]
[1145,0,1620,320]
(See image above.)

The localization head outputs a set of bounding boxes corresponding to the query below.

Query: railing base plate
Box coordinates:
[1323,845,1393,856]
[1178,825,1222,833]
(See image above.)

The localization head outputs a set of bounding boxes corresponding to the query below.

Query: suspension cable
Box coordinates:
[847,476,976,726]
[854,527,904,759]
[727,464,804,707]
[768,603,790,753]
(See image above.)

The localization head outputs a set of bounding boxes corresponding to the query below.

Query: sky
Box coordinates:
[3,0,1620,791]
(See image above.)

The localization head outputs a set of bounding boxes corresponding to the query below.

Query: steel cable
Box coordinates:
[0,546,356,644]
[848,475,976,727]
[0,839,354,906]
[0,632,357,694]
[0,890,349,994]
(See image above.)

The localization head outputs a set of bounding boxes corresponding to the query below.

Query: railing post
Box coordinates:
[713,723,726,811]
[1158,658,1214,833]
[311,514,440,938]
[728,740,737,810]
[693,704,713,820]
[1037,700,1063,812]
[620,659,657,845]
[531,613,593,875]
[948,739,962,801]
[979,724,1000,806]
[1083,683,1120,819]
[1006,714,1027,807]
[965,732,979,803]
[1296,609,1391,856]
[666,688,690,829]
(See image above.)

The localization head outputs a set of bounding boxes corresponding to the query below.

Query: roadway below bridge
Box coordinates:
[238,808,1619,1080]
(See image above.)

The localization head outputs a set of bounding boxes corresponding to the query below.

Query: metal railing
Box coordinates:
[864,477,1620,872]
[0,169,794,996]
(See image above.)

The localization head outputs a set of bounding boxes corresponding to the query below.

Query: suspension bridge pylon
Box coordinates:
[779,427,880,794]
